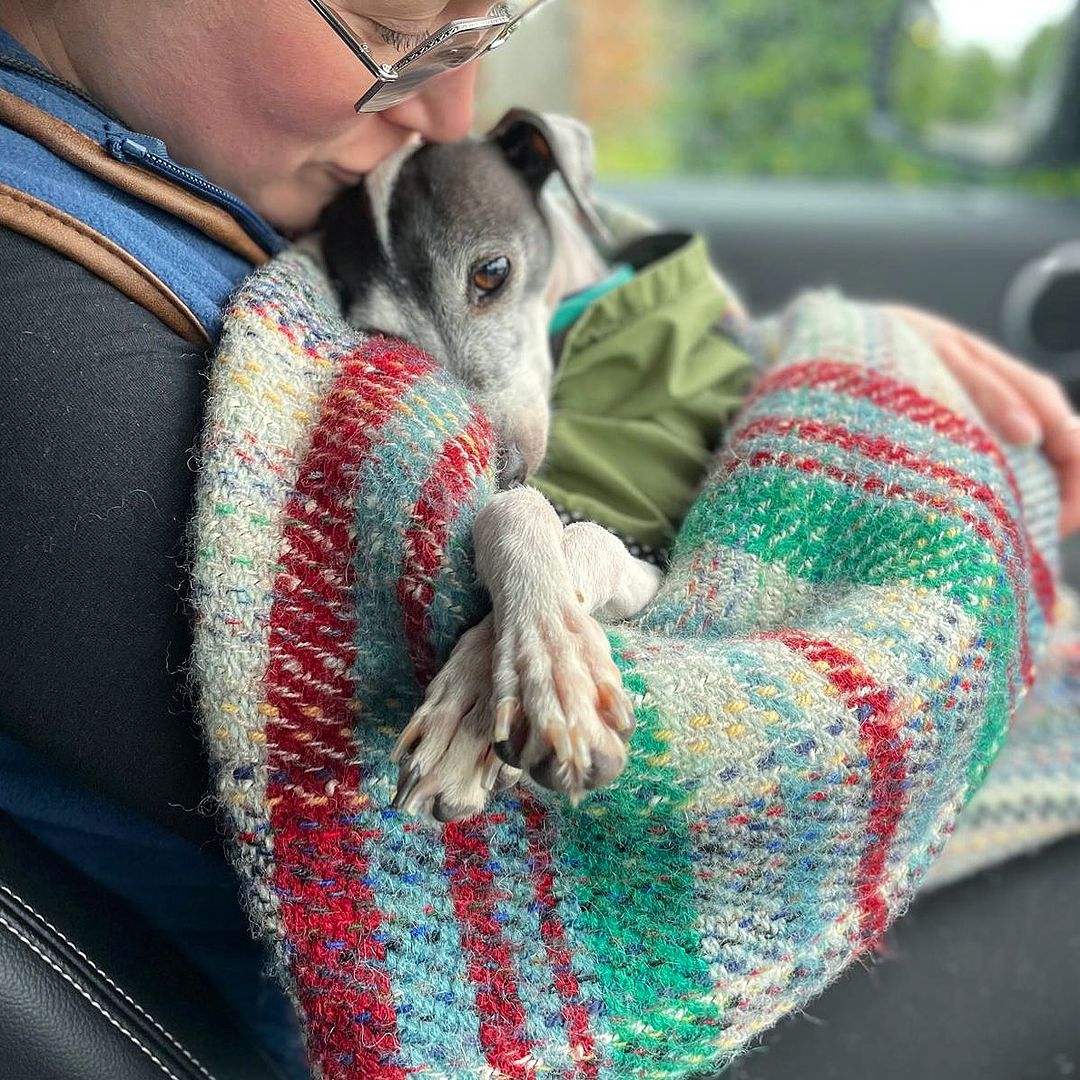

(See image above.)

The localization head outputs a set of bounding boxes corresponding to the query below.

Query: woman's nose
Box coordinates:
[381,64,479,143]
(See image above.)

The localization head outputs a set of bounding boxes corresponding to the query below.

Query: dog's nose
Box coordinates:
[496,444,528,489]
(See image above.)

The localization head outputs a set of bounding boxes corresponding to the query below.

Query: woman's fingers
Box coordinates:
[887,303,1080,537]
[937,339,1042,446]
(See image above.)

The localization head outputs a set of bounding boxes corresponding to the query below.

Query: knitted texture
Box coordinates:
[190,248,1080,1080]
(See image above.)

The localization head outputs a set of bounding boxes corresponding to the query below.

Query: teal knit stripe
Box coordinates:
[718,644,855,982]
[480,799,594,1076]
[556,633,719,1079]
[351,369,480,706]
[347,725,488,1075]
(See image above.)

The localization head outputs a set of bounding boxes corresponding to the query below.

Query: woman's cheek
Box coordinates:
[236,25,364,143]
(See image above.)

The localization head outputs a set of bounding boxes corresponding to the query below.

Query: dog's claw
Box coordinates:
[391,758,424,812]
[494,699,517,743]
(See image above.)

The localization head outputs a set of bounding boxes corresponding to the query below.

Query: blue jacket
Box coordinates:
[0,29,284,343]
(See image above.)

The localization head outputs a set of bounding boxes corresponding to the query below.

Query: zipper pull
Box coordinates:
[105,131,169,164]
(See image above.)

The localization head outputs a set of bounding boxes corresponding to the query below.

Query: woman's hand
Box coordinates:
[886,304,1080,538]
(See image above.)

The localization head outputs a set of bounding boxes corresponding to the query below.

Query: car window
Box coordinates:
[478,0,1080,195]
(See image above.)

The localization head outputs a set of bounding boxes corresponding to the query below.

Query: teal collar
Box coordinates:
[550,263,636,337]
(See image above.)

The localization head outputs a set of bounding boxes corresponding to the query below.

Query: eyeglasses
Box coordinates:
[307,0,555,113]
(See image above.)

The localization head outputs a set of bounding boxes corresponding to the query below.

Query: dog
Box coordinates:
[318,110,664,821]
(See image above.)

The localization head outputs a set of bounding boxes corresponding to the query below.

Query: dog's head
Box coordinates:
[320,110,605,485]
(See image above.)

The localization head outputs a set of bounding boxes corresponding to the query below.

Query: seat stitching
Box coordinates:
[0,885,218,1080]
[0,912,187,1080]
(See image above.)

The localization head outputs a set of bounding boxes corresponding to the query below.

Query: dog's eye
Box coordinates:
[471,256,511,300]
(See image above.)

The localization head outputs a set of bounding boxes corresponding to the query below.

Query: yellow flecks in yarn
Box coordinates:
[823,683,839,697]
[586,804,608,817]
[724,724,745,739]
[648,752,672,767]
[244,361,264,373]
[886,590,901,602]
[263,389,283,407]
[861,621,877,632]
[249,731,267,744]
[947,654,960,672]
[762,710,780,724]
[926,512,938,525]
[916,537,927,548]
[789,671,806,684]
[258,702,279,717]
[689,740,711,754]
[215,727,228,739]
[795,693,814,708]
[813,659,831,672]
[899,620,912,632]
[301,705,322,719]
[724,700,748,714]
[231,372,252,389]
[654,729,674,743]
[222,703,240,715]
[294,409,312,423]
[945,527,959,538]
[754,684,778,698]
[690,714,713,728]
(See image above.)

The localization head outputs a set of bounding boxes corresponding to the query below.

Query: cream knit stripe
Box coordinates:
[190,251,359,948]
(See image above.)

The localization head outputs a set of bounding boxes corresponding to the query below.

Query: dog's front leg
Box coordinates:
[391,488,662,819]
[472,487,657,803]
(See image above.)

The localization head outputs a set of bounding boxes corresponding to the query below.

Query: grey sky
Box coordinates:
[938,0,1075,58]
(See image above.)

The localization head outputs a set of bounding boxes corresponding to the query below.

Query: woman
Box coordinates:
[1,2,1077,1078]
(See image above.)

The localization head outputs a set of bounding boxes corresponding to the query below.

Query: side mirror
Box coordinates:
[873,0,1080,169]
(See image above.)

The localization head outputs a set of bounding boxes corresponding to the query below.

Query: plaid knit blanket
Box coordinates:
[190,247,1080,1080]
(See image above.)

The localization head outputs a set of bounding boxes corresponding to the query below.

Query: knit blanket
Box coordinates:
[190,247,1080,1080]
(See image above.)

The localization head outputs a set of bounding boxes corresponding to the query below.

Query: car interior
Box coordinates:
[2,1,1078,1078]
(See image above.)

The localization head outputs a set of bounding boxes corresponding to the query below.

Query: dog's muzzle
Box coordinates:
[496,444,529,489]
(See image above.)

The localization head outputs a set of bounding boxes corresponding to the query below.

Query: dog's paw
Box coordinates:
[490,598,636,804]
[390,616,521,822]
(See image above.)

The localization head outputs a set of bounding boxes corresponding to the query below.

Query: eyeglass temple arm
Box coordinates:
[305,0,399,80]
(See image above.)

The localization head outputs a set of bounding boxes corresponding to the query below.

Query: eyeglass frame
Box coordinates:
[306,0,555,113]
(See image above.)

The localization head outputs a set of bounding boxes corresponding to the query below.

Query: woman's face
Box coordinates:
[53,1,497,232]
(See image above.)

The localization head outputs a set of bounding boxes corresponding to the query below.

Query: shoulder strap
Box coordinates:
[0,89,271,346]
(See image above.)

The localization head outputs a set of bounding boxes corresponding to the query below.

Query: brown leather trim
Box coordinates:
[0,183,211,346]
[0,88,271,266]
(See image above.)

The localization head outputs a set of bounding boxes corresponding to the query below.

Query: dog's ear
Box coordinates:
[490,108,612,249]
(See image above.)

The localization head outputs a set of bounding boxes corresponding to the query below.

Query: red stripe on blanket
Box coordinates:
[443,817,538,1079]
[397,411,495,687]
[763,630,909,947]
[264,340,434,1079]
[732,417,1039,686]
[747,361,1058,621]
[519,792,600,1079]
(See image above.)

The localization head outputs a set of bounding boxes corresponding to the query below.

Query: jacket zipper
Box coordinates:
[106,134,284,255]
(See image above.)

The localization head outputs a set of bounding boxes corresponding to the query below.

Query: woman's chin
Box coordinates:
[249,171,346,237]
